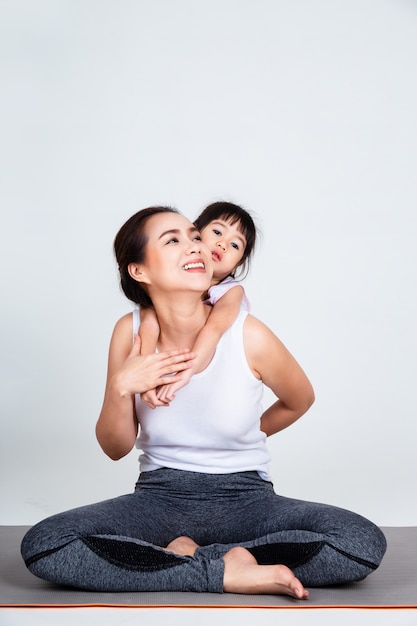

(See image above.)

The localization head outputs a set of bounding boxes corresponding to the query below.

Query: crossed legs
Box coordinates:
[166,536,309,599]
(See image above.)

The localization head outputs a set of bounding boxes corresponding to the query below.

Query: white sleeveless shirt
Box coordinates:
[134,310,271,481]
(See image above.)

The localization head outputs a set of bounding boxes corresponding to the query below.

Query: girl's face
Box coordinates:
[200,218,247,282]
[129,212,212,295]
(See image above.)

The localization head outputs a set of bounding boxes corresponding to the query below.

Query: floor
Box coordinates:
[1,608,417,626]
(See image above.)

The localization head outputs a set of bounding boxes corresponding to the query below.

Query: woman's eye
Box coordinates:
[193,235,202,242]
[167,237,179,244]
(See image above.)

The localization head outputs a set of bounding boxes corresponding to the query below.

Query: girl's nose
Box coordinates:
[217,241,226,251]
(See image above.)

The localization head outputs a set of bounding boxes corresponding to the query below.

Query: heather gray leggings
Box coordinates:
[21,469,386,592]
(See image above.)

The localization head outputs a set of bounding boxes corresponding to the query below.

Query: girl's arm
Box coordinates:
[96,313,195,459]
[156,285,244,403]
[193,285,244,372]
[243,315,315,437]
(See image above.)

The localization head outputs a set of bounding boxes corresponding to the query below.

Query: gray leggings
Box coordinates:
[21,469,386,592]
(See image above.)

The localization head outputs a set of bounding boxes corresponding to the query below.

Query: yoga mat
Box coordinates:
[1,526,416,609]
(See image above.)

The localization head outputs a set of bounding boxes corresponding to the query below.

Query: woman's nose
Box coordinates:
[188,239,201,253]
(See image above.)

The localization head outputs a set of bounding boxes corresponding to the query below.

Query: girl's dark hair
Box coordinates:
[195,201,257,279]
[114,206,179,307]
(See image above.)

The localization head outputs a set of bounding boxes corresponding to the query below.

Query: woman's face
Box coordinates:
[200,218,247,281]
[133,212,213,295]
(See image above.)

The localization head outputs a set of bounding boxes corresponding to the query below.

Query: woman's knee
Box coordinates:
[21,511,82,565]
[368,523,387,565]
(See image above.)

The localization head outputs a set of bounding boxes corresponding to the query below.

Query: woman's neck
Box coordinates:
[151,294,211,351]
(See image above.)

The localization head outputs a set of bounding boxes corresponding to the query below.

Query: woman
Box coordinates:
[21,206,386,599]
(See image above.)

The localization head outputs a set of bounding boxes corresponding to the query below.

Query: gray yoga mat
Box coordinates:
[1,526,416,608]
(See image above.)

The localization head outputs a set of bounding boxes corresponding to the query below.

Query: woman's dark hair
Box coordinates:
[194,201,258,279]
[114,206,179,307]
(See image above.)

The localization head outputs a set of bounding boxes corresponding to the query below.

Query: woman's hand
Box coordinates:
[116,334,195,397]
[139,343,195,408]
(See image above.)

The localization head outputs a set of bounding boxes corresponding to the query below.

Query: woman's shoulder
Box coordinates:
[110,311,135,345]
[107,311,135,365]
[114,310,134,331]
[243,313,271,336]
[243,314,285,360]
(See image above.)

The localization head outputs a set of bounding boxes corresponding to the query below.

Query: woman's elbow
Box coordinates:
[95,425,134,461]
[304,386,315,412]
[106,449,128,462]
[97,439,132,461]
[295,379,315,416]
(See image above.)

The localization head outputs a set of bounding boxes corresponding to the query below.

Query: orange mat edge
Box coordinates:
[1,603,417,610]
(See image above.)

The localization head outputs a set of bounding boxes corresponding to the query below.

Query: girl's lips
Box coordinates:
[211,251,222,262]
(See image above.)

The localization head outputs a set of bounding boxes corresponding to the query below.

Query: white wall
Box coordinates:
[1,0,416,527]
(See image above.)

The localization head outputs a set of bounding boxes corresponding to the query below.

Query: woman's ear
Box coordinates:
[128,262,150,285]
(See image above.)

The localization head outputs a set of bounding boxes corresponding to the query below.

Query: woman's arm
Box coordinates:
[96,313,195,459]
[243,315,315,437]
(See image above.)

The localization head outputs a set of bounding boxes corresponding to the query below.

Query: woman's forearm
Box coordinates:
[96,376,138,460]
[260,394,314,437]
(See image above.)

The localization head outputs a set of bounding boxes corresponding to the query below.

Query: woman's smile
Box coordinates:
[182,260,207,272]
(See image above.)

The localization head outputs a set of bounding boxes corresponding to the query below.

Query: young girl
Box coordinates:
[140,201,257,408]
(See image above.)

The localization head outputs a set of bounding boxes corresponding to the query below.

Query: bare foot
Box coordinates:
[165,536,199,557]
[223,547,309,599]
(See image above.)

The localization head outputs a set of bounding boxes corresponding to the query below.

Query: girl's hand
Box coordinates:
[155,368,194,404]
[140,388,169,409]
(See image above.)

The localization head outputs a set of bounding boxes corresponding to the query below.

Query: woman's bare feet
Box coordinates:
[165,536,199,557]
[223,546,309,599]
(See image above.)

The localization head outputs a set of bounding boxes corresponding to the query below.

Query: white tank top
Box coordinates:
[133,310,271,480]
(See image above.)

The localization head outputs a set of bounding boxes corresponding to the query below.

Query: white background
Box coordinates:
[1,0,416,534]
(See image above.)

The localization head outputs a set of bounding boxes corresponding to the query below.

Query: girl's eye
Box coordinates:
[213,229,221,236]
[231,242,239,250]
